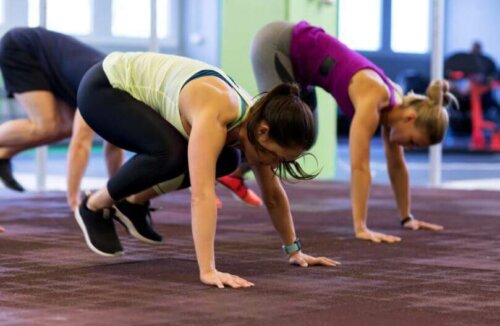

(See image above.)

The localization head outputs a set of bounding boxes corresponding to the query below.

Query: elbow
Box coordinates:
[190,190,216,207]
[351,165,370,175]
[190,193,208,205]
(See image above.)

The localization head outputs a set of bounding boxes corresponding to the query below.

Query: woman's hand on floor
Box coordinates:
[355,228,401,243]
[403,219,444,231]
[200,270,254,289]
[0,226,5,233]
[288,252,341,267]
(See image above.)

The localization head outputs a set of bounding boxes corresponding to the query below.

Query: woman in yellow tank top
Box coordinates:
[74,52,339,289]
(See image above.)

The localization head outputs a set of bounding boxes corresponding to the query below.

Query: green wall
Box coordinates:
[220,0,287,95]
[220,0,338,179]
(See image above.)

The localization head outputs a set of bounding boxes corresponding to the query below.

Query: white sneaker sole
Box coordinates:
[113,207,162,245]
[74,209,123,257]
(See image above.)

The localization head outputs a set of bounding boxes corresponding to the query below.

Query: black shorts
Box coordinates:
[0,32,51,97]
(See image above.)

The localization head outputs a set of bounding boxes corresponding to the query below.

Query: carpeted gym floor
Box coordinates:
[0,181,499,326]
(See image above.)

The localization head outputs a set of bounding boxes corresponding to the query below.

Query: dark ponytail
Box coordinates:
[246,83,318,180]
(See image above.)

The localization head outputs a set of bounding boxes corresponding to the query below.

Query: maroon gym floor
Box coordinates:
[0,181,499,325]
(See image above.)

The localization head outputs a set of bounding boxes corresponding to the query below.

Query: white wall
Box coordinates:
[445,0,500,63]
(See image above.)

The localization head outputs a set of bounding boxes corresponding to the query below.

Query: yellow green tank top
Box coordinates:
[102,52,252,138]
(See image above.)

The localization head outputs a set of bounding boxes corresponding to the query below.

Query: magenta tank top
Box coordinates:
[290,21,397,119]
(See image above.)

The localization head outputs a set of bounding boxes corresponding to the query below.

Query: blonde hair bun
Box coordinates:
[426,80,450,106]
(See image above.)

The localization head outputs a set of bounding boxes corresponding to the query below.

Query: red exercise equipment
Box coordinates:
[468,79,500,151]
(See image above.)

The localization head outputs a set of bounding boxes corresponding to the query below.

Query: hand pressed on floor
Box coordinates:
[356,228,401,243]
[288,251,341,267]
[200,270,255,289]
[403,219,444,231]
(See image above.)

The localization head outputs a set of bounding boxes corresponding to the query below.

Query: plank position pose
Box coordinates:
[75,52,339,288]
[225,21,457,243]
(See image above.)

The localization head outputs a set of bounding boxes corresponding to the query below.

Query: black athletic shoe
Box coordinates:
[74,195,123,256]
[0,159,25,192]
[113,200,163,244]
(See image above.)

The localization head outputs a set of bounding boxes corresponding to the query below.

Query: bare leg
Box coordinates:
[0,146,28,160]
[86,187,115,211]
[87,186,160,211]
[126,187,159,205]
[0,91,73,148]
[0,91,73,191]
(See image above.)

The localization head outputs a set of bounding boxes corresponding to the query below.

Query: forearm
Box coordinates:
[264,189,296,245]
[388,164,411,217]
[351,168,372,233]
[67,145,91,208]
[191,194,218,275]
[67,111,94,209]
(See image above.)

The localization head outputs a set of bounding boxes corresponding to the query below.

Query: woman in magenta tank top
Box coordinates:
[222,20,458,244]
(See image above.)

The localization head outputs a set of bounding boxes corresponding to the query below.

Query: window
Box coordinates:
[338,0,382,51]
[28,0,92,35]
[391,0,430,53]
[112,0,171,39]
[27,0,38,26]
[0,0,5,25]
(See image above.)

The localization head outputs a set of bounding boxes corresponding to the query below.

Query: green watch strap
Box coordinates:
[282,239,302,255]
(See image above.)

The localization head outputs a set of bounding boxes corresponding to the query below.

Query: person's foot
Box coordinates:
[217,175,263,207]
[74,194,123,256]
[0,159,25,192]
[113,200,163,244]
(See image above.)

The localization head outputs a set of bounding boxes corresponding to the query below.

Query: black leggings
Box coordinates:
[77,63,240,201]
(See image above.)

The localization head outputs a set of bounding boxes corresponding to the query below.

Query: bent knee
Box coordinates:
[31,122,69,142]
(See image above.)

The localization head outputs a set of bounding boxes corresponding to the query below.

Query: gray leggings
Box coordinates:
[251,21,317,112]
[251,21,295,91]
[239,21,317,176]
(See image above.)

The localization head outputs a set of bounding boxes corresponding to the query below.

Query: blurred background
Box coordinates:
[0,0,499,192]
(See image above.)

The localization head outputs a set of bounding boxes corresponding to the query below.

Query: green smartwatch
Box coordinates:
[282,239,302,255]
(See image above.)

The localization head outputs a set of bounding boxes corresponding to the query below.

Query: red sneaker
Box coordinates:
[217,175,263,207]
